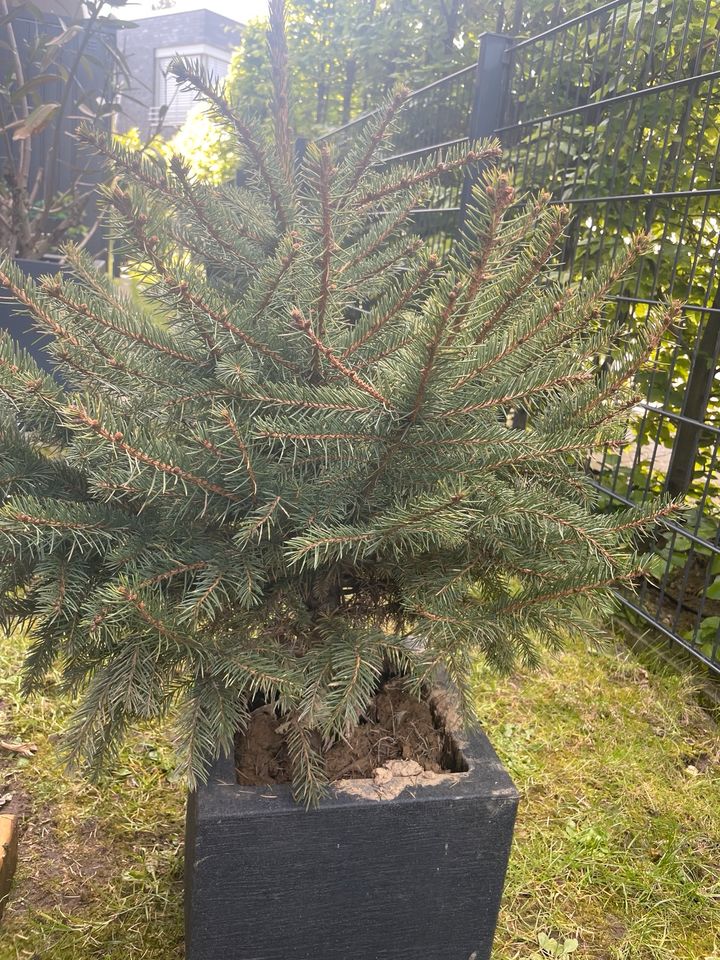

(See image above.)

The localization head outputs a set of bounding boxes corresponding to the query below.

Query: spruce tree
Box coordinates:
[0,1,678,803]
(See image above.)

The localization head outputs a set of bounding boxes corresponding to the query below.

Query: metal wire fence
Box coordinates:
[319,0,720,674]
[317,64,479,253]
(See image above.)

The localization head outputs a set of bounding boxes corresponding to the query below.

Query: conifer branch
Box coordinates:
[444,370,595,420]
[496,568,646,615]
[268,0,293,182]
[242,234,301,326]
[339,203,423,277]
[40,279,199,367]
[342,256,438,359]
[117,586,188,643]
[139,561,210,589]
[473,206,569,344]
[79,126,262,255]
[219,407,258,500]
[348,237,424,287]
[0,264,81,349]
[408,282,462,423]
[244,390,376,415]
[66,404,244,504]
[170,154,267,249]
[355,144,501,208]
[579,301,681,422]
[256,428,379,443]
[109,186,298,371]
[456,174,516,314]
[352,336,412,370]
[107,185,219,357]
[169,60,291,231]
[343,85,410,190]
[291,309,391,406]
[454,290,574,391]
[314,144,336,349]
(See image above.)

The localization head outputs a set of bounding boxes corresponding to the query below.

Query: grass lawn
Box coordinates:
[0,631,718,959]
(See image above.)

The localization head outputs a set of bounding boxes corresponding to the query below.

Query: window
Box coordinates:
[153,44,231,128]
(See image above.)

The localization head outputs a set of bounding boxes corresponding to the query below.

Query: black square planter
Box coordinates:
[185,719,519,960]
[0,259,62,373]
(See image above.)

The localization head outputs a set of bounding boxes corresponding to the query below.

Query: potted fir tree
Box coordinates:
[0,2,678,957]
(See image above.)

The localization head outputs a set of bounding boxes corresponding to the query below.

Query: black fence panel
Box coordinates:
[317,64,479,254]
[318,0,720,674]
[501,0,720,671]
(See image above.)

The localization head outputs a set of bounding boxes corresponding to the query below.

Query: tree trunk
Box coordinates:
[341,58,357,124]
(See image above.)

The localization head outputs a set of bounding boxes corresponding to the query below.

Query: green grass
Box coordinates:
[0,632,718,959]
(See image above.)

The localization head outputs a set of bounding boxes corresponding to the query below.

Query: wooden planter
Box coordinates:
[0,258,62,373]
[185,706,519,960]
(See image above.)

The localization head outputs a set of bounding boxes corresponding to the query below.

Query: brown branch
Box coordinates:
[382,490,468,535]
[456,175,517,318]
[610,502,679,533]
[452,291,574,392]
[342,255,438,359]
[68,404,244,504]
[219,407,258,500]
[5,512,106,532]
[511,505,617,567]
[139,560,209,589]
[352,336,412,370]
[170,154,266,250]
[355,144,501,208]
[117,586,185,641]
[291,308,391,407]
[188,574,223,618]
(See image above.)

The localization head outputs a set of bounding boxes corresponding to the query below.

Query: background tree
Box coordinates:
[228,0,598,137]
[167,0,596,182]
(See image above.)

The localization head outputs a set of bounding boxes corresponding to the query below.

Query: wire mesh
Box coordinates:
[502,0,720,670]
[317,66,476,255]
[317,0,720,672]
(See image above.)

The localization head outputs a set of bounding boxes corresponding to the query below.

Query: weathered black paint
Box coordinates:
[185,725,519,960]
[0,259,62,373]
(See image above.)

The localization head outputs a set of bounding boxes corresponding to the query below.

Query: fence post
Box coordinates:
[458,31,513,231]
[666,289,720,497]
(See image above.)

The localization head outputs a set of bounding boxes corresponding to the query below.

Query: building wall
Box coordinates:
[117,9,242,140]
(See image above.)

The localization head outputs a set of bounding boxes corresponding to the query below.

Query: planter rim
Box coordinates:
[196,721,519,819]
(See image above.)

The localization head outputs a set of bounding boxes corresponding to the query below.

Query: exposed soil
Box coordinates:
[235,680,448,785]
